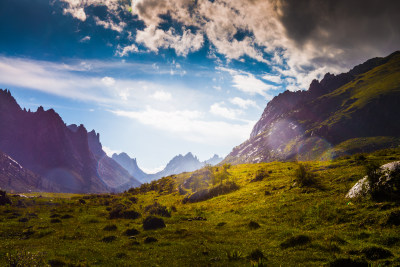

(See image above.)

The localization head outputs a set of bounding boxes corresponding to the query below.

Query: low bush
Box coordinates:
[101,236,117,243]
[124,228,140,236]
[144,202,171,217]
[144,237,158,243]
[103,224,117,231]
[143,216,166,230]
[109,204,141,220]
[280,235,311,248]
[248,249,264,261]
[182,181,239,203]
[248,221,261,229]
[361,246,393,260]
[227,250,242,261]
[367,162,400,201]
[0,190,11,205]
[250,169,269,182]
[294,164,318,187]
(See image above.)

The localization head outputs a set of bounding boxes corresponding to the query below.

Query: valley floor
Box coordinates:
[1,149,400,266]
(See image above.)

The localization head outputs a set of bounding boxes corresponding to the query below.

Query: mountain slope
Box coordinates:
[0,150,49,193]
[0,89,140,193]
[86,130,141,191]
[112,153,149,183]
[224,51,400,164]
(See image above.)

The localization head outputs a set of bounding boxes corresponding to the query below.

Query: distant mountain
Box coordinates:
[69,126,141,191]
[113,152,223,183]
[204,154,223,166]
[148,152,203,181]
[224,51,400,164]
[0,89,140,193]
[112,153,149,183]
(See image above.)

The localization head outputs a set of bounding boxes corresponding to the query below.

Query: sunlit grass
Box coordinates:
[1,148,400,265]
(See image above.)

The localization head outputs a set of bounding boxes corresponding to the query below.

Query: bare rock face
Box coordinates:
[224,51,400,165]
[346,161,400,198]
[0,89,140,193]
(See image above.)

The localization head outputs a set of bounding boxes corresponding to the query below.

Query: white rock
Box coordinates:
[346,161,400,198]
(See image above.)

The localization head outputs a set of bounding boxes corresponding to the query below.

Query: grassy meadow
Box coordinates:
[2,149,400,266]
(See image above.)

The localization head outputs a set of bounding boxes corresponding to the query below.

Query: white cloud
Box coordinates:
[63,6,86,21]
[79,36,91,43]
[110,107,254,145]
[210,102,242,120]
[115,44,139,57]
[94,16,126,33]
[217,67,276,98]
[151,91,172,101]
[0,56,196,107]
[213,85,222,91]
[136,26,204,57]
[230,97,259,109]
[262,74,282,84]
[101,76,116,87]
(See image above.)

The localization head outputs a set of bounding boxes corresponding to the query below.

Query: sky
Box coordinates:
[0,0,399,173]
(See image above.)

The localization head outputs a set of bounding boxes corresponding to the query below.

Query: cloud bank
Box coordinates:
[60,0,400,91]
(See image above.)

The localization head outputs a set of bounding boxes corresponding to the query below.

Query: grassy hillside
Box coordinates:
[2,149,400,266]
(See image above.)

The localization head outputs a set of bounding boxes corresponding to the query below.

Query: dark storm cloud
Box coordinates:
[278,0,400,64]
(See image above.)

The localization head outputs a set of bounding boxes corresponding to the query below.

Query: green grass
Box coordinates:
[2,149,400,266]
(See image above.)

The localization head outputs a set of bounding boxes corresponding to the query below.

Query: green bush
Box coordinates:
[0,190,11,205]
[144,202,171,217]
[294,164,318,187]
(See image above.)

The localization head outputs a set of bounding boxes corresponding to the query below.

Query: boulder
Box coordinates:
[346,161,400,198]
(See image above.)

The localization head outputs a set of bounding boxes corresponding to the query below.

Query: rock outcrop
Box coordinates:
[224,51,400,164]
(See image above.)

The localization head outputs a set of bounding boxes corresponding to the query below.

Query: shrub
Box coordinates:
[0,190,11,205]
[250,169,269,182]
[48,259,67,267]
[124,228,140,236]
[103,224,117,231]
[361,246,393,260]
[143,216,166,230]
[280,235,311,248]
[101,236,117,243]
[144,237,158,243]
[144,202,171,217]
[248,221,261,229]
[182,181,239,203]
[227,250,242,261]
[18,217,29,222]
[294,164,318,187]
[248,249,264,261]
[366,162,400,200]
[50,218,62,223]
[109,204,141,220]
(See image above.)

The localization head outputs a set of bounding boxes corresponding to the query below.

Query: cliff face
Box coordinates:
[0,150,49,193]
[0,89,107,193]
[224,51,400,164]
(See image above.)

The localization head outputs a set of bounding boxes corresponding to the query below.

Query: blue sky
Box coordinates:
[1,0,399,172]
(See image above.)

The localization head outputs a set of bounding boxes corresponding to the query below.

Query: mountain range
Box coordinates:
[224,51,400,164]
[1,51,399,192]
[0,89,140,193]
[112,152,223,183]
[0,89,222,192]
